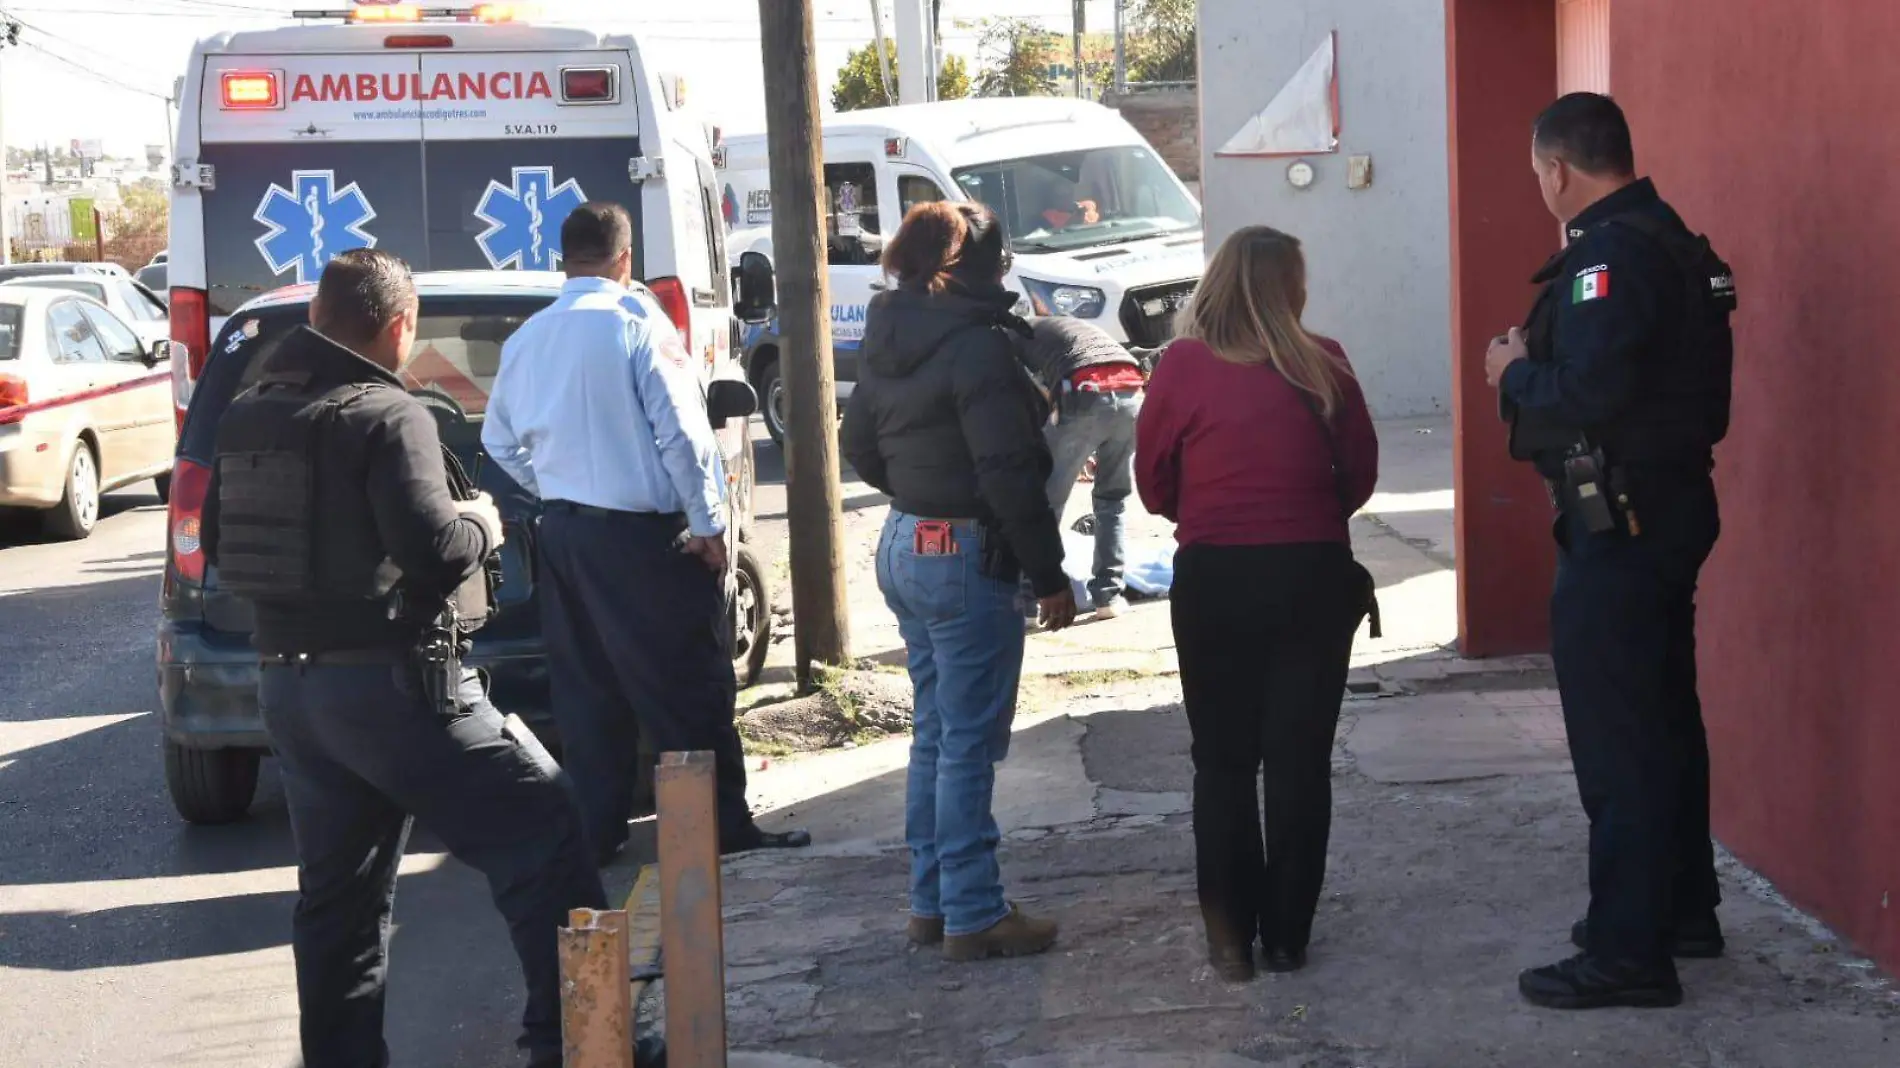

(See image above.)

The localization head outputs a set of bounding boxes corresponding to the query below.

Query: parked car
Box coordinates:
[0,261,128,283]
[135,262,169,296]
[156,271,768,824]
[0,274,170,346]
[147,250,168,267]
[0,287,176,538]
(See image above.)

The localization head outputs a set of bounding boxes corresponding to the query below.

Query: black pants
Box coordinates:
[260,662,606,1068]
[1552,474,1721,966]
[1171,541,1363,953]
[536,507,753,855]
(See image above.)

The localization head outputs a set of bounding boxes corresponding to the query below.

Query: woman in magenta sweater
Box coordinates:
[1136,226,1379,981]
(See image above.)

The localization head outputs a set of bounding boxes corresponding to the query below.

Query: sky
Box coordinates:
[0,0,1115,160]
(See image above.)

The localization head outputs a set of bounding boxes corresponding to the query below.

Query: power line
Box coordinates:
[12,38,170,100]
[0,7,183,82]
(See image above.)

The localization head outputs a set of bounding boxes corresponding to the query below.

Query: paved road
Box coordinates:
[0,424,793,1067]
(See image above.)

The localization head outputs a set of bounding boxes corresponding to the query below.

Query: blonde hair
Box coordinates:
[1175,226,1352,418]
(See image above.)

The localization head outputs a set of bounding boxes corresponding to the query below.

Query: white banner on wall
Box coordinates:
[1216,31,1340,157]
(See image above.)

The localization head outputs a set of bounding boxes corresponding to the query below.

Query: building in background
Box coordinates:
[1199,0,1900,975]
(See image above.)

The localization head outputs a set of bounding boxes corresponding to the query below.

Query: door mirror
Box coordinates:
[733,251,776,325]
[706,378,758,427]
[144,338,170,368]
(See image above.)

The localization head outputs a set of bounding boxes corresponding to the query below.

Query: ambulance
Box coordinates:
[719,97,1203,443]
[167,3,754,423]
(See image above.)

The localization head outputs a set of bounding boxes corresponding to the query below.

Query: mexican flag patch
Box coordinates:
[1573,267,1610,303]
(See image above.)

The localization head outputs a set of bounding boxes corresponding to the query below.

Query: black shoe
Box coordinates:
[1261,946,1307,973]
[1570,914,1725,959]
[1207,943,1255,983]
[1519,953,1682,1009]
[719,825,812,855]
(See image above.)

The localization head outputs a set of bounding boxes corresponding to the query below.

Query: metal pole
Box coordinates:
[0,31,12,266]
[868,0,895,105]
[1113,0,1127,95]
[1072,0,1084,99]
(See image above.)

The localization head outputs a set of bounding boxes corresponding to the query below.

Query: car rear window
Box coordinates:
[178,293,553,462]
[0,305,22,360]
[6,278,108,302]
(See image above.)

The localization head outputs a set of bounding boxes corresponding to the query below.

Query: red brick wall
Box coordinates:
[1613,0,1900,973]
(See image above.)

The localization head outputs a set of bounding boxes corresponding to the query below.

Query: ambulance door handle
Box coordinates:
[692,287,718,308]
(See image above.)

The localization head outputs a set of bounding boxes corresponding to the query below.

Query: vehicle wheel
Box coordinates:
[43,442,101,541]
[759,358,787,446]
[731,542,773,688]
[164,740,261,825]
[153,472,172,504]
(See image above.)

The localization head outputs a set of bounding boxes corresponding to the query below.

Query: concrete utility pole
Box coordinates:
[893,0,932,105]
[868,0,896,105]
[1072,0,1086,99]
[757,0,852,683]
[0,20,17,266]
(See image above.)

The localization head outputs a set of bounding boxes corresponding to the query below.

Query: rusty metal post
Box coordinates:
[656,750,727,1066]
[559,908,633,1068]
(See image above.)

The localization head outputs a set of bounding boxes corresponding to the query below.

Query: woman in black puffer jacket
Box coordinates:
[841,201,1077,963]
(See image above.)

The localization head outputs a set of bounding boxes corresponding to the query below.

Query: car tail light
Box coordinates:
[167,458,213,587]
[170,287,209,434]
[560,67,616,103]
[0,373,27,411]
[220,71,282,110]
[647,277,692,338]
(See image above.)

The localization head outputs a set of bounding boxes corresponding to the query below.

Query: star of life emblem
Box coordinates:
[473,166,588,270]
[253,170,378,284]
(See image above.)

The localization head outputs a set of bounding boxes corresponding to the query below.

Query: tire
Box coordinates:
[43,441,100,541]
[164,740,261,825]
[731,542,773,688]
[153,472,172,505]
[758,358,787,446]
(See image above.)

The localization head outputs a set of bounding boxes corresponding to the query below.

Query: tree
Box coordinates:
[973,17,1059,98]
[1126,0,1197,84]
[831,39,971,112]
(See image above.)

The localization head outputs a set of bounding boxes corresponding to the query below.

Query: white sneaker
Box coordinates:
[1094,597,1128,620]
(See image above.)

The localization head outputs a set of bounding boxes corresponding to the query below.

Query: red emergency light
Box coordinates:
[560,66,616,103]
[220,70,283,110]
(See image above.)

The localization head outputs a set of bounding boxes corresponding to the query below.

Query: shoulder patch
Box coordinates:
[1572,264,1611,303]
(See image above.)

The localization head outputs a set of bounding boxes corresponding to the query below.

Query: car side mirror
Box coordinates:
[734,251,776,325]
[706,378,758,427]
[144,338,171,368]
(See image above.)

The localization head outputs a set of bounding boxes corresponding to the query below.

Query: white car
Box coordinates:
[0,274,171,347]
[0,287,175,539]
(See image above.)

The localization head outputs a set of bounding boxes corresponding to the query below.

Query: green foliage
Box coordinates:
[973,17,1060,98]
[833,40,974,112]
[1126,0,1197,84]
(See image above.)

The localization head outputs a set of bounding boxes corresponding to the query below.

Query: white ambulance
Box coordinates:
[719,98,1203,442]
[167,4,751,418]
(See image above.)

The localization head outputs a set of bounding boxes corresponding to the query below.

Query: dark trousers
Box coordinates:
[1171,541,1363,953]
[536,507,753,855]
[1552,474,1721,966]
[260,662,606,1067]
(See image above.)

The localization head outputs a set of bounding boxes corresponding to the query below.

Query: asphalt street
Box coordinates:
[0,427,794,1068]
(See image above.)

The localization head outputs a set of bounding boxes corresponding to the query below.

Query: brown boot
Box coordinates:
[907,915,945,946]
[943,904,1058,962]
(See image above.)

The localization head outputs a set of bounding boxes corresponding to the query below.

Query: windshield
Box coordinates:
[5,278,108,302]
[953,144,1199,255]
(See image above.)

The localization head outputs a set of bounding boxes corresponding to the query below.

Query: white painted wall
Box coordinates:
[1198,1,1452,417]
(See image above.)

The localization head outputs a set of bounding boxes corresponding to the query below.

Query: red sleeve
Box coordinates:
[1135,341,1188,521]
[1321,339,1380,514]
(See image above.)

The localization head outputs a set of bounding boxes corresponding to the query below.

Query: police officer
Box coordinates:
[1485,93,1736,1010]
[482,202,809,862]
[204,249,608,1067]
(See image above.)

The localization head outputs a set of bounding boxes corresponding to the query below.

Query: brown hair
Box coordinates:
[880,201,1011,293]
[1175,226,1352,418]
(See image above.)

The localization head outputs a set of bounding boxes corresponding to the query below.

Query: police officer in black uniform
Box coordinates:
[1485,93,1737,1010]
[203,249,609,1067]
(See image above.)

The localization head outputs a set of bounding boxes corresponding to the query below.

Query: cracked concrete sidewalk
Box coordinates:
[706,417,1897,1065]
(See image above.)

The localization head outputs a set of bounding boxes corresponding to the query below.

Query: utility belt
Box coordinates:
[902,513,1019,584]
[260,622,463,716]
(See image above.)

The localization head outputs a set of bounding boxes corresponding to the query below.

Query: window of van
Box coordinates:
[953,145,1199,255]
[824,162,881,267]
[899,175,947,216]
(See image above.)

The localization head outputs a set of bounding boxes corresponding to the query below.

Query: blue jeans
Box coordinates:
[1044,387,1141,607]
[876,511,1025,935]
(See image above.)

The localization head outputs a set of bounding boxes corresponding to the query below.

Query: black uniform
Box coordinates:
[204,326,605,1068]
[1500,178,1736,970]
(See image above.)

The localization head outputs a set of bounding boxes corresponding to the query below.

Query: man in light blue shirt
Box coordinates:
[483,201,808,862]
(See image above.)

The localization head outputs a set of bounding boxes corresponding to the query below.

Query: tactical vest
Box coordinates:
[1513,211,1737,466]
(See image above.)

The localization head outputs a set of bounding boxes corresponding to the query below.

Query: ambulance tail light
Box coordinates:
[648,277,693,337]
[220,71,282,110]
[560,67,617,104]
[166,458,213,589]
[385,34,455,48]
[170,287,209,433]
